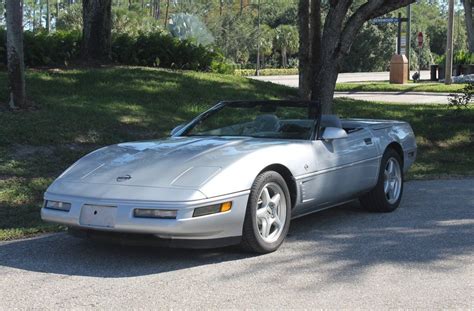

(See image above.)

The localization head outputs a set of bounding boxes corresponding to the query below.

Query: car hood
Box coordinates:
[52,136,290,191]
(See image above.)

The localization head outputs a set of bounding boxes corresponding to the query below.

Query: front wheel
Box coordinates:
[360,148,404,212]
[241,171,291,253]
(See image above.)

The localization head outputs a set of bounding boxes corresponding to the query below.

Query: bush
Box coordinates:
[24,30,82,66]
[0,29,225,72]
[0,29,81,67]
[448,83,473,110]
[454,50,474,65]
[111,32,216,71]
[437,50,474,66]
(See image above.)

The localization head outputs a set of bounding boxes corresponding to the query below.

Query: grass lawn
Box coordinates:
[335,81,467,93]
[0,67,473,240]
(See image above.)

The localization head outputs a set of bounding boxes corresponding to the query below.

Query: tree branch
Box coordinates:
[339,0,416,56]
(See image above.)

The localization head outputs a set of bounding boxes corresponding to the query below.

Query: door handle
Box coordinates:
[364,138,373,145]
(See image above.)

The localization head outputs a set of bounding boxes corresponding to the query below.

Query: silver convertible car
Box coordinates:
[42,100,417,253]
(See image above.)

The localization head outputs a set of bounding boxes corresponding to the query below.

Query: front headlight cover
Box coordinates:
[44,200,72,212]
[193,201,232,217]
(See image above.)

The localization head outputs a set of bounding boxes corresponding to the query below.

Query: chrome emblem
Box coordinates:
[116,175,132,182]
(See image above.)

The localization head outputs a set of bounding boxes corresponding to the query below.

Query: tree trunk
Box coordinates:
[32,1,37,31]
[463,0,474,53]
[299,0,416,114]
[82,0,112,62]
[153,0,160,19]
[56,0,60,22]
[313,59,339,114]
[282,46,287,67]
[298,0,311,100]
[39,0,43,29]
[5,0,27,109]
[164,0,169,26]
[46,0,50,32]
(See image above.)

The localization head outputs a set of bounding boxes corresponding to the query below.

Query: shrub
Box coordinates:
[438,51,474,66]
[24,30,82,66]
[0,29,82,67]
[0,29,225,72]
[454,50,474,65]
[111,32,216,71]
[448,83,473,110]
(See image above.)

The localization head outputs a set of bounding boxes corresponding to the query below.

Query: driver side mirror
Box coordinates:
[321,127,348,141]
[170,124,185,136]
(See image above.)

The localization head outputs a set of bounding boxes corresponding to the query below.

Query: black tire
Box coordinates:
[241,171,291,253]
[359,148,404,213]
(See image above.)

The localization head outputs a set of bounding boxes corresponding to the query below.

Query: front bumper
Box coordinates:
[41,190,250,243]
[68,228,242,249]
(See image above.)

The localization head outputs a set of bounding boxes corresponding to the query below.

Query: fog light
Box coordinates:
[134,209,177,219]
[193,201,232,217]
[44,200,71,212]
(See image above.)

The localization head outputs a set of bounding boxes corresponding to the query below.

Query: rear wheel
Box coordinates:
[360,148,404,212]
[241,171,291,253]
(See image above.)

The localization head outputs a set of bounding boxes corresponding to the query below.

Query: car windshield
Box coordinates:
[182,101,318,140]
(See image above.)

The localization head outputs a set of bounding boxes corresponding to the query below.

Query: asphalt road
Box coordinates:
[0,178,473,309]
[251,71,432,86]
[250,71,451,104]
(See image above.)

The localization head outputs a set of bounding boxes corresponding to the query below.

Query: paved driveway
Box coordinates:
[0,178,473,309]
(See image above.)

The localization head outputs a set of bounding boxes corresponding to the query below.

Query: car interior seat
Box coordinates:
[254,114,280,132]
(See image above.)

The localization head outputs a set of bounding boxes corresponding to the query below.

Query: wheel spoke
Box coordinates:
[261,218,271,238]
[261,187,271,205]
[256,207,267,220]
[387,160,394,176]
[389,182,397,200]
[273,215,282,229]
[271,193,281,206]
[384,180,390,194]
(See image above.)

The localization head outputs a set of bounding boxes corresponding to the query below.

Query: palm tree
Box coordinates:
[274,24,298,68]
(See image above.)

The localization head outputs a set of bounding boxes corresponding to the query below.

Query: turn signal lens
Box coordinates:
[134,209,177,219]
[193,201,232,217]
[44,200,71,212]
[220,201,232,212]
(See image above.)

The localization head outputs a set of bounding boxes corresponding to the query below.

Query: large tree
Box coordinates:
[299,0,415,113]
[463,0,474,53]
[5,0,27,109]
[82,0,112,61]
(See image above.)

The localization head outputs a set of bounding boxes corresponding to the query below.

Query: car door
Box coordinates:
[296,127,379,211]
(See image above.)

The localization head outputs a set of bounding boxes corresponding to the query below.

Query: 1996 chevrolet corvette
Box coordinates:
[42,100,417,253]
